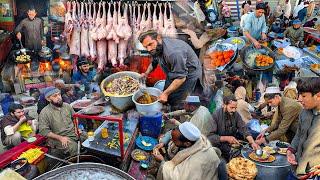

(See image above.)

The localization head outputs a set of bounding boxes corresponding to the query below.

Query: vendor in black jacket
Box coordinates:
[139,30,202,110]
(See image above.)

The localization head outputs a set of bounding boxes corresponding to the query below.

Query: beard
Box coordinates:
[150,43,163,57]
[51,100,63,107]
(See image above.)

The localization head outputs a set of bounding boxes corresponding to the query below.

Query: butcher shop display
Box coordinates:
[63,1,177,70]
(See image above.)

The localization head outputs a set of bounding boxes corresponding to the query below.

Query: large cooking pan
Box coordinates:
[34,162,135,180]
[13,49,32,64]
[240,45,276,71]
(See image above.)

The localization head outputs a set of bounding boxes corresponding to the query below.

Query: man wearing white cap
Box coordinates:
[256,86,302,145]
[153,122,221,180]
[163,96,213,136]
[39,87,84,166]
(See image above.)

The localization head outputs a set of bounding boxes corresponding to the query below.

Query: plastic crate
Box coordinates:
[139,112,162,138]
[12,145,48,165]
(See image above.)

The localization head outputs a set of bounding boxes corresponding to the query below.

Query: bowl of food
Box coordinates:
[10,158,29,175]
[101,71,141,112]
[132,87,162,114]
[131,149,149,161]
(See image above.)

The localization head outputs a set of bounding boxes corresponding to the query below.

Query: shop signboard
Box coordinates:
[0,0,13,22]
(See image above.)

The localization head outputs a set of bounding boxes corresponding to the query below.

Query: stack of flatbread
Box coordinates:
[227,157,258,180]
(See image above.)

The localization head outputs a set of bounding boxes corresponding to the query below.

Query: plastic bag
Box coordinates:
[247,119,262,133]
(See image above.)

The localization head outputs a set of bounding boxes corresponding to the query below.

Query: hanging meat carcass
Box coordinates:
[80,2,90,58]
[95,1,108,72]
[88,2,97,62]
[64,1,73,46]
[116,2,132,67]
[107,2,119,67]
[69,1,81,56]
[152,3,164,34]
[163,2,177,38]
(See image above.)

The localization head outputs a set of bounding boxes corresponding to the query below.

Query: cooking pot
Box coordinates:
[60,53,71,61]
[38,47,53,62]
[240,45,276,71]
[13,49,32,64]
[34,163,134,180]
[52,62,60,72]
[132,87,162,115]
[100,71,141,112]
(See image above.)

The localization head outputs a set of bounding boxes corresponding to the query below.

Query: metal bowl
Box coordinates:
[33,163,134,180]
[100,71,141,112]
[206,42,238,71]
[132,87,162,114]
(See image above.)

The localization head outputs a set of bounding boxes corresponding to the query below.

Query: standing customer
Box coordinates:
[287,78,320,179]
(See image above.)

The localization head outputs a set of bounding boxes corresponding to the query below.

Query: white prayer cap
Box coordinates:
[178,122,201,142]
[265,86,281,94]
[54,79,65,84]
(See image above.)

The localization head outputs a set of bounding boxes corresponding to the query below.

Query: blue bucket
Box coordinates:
[139,112,162,138]
[227,26,239,37]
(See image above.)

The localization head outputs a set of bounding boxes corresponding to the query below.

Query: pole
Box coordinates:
[236,0,240,20]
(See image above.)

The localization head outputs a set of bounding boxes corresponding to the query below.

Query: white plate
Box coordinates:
[283,46,302,59]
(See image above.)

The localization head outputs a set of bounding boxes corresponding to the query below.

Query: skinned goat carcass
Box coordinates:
[88,2,97,62]
[69,1,81,56]
[163,2,177,38]
[139,3,148,34]
[64,1,73,46]
[117,3,132,66]
[152,3,164,34]
[96,1,107,40]
[80,2,90,58]
[107,2,119,67]
[96,1,107,72]
[146,3,152,30]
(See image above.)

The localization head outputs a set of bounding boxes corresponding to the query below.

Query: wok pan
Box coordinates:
[240,45,276,71]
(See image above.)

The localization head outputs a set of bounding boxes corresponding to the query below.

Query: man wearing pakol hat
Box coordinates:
[39,87,85,164]
[163,96,213,136]
[153,122,221,180]
[255,86,302,145]
[284,19,305,48]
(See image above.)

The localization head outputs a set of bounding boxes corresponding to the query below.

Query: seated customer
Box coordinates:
[153,122,221,180]
[235,86,255,124]
[39,87,84,158]
[72,57,99,94]
[287,78,320,178]
[62,86,79,104]
[164,96,213,136]
[0,103,37,147]
[256,87,302,145]
[284,19,304,48]
[208,96,259,161]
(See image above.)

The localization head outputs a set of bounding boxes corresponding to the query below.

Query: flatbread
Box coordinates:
[249,152,276,163]
[263,146,276,154]
[227,157,257,180]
